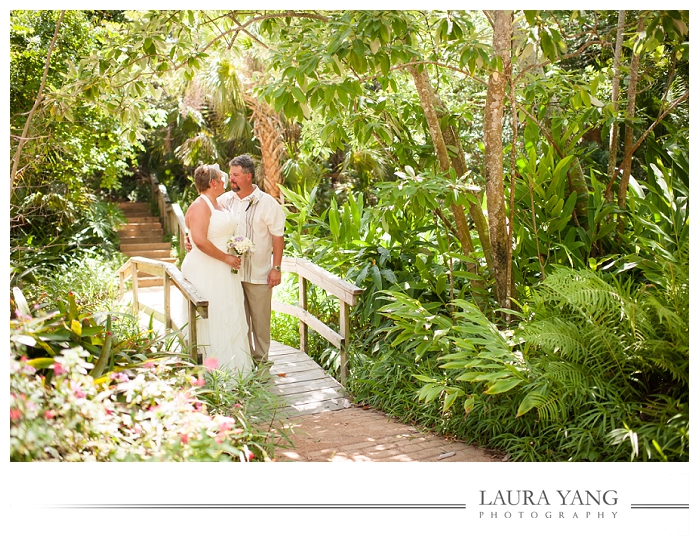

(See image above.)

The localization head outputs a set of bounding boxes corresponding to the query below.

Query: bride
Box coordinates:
[181,164,253,377]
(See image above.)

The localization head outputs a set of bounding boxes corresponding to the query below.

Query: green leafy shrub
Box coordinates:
[10,287,182,381]
[382,264,688,461]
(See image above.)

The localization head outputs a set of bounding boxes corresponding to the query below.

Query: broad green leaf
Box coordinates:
[516,391,541,417]
[463,397,476,415]
[485,377,523,394]
[26,357,56,369]
[443,388,463,413]
[592,222,616,242]
[413,374,436,383]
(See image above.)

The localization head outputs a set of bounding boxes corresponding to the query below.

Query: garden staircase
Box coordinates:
[117,202,175,288]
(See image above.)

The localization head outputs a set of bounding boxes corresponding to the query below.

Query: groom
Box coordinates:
[220,155,286,367]
[186,155,285,367]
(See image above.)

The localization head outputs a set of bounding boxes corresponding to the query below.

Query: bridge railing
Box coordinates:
[273,257,364,385]
[117,257,207,362]
[149,173,187,257]
[117,254,364,384]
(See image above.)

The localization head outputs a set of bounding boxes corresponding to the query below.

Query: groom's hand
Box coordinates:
[184,234,192,252]
[267,268,282,289]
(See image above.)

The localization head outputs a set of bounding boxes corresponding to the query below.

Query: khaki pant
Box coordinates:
[241,282,272,363]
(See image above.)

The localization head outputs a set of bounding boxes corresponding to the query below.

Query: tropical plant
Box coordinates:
[10,285,189,385]
[403,265,688,461]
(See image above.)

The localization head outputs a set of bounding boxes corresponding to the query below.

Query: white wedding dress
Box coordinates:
[181,194,253,377]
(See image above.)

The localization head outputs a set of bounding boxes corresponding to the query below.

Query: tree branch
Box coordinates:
[11,11,65,194]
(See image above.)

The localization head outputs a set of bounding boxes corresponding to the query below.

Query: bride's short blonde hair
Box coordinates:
[194,164,224,192]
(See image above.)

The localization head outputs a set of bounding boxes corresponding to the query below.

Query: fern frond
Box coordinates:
[522,318,589,364]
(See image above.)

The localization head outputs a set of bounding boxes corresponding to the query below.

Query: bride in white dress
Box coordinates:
[181,164,253,377]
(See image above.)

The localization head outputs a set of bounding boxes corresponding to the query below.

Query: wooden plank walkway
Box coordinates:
[266,341,351,418]
[126,286,351,417]
[123,285,501,462]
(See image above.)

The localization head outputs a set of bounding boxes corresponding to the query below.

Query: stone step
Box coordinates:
[118,235,167,245]
[119,221,163,229]
[118,202,151,210]
[122,249,174,259]
[121,215,161,223]
[118,228,164,236]
[119,208,152,217]
[120,242,173,253]
[118,228,164,238]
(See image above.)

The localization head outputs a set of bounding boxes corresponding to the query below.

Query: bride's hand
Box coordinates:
[225,255,241,270]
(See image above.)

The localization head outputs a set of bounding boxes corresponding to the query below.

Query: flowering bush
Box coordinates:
[10,347,268,462]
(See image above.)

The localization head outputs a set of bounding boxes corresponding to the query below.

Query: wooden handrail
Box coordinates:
[273,257,364,385]
[150,174,187,256]
[118,257,208,362]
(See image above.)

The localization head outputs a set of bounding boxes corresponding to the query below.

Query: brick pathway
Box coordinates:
[277,405,503,462]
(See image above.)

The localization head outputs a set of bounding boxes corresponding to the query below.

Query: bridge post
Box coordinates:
[339,300,350,385]
[131,262,139,316]
[164,273,172,330]
[299,276,308,354]
[188,301,198,363]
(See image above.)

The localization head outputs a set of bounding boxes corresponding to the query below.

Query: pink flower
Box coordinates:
[180,434,189,445]
[22,365,36,374]
[215,434,225,444]
[192,377,205,387]
[14,309,29,320]
[53,363,67,375]
[10,408,22,420]
[233,403,242,409]
[203,358,219,371]
[44,410,56,419]
[110,372,129,382]
[70,381,86,399]
[142,361,155,368]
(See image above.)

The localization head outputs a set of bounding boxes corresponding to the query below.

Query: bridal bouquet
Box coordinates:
[226,235,255,274]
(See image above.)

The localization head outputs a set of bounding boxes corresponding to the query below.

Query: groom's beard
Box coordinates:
[230,182,240,192]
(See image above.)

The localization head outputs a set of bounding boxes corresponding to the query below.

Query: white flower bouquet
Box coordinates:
[226,235,255,273]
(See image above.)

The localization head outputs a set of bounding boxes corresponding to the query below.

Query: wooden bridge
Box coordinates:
[114,177,501,462]
[117,174,364,418]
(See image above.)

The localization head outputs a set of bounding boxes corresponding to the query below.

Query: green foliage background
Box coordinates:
[9,9,689,462]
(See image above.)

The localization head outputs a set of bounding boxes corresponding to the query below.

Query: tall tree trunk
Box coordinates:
[428,81,494,272]
[484,10,513,309]
[607,10,626,186]
[617,17,644,231]
[244,95,285,201]
[407,65,478,266]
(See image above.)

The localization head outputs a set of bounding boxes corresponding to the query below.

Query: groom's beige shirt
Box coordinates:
[219,187,285,284]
